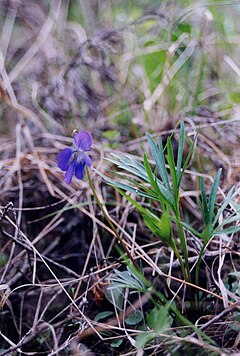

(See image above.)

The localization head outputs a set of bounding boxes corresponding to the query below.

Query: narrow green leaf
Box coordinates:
[113,185,155,215]
[113,269,145,289]
[146,132,170,190]
[143,153,162,197]
[216,211,240,227]
[214,225,240,235]
[208,168,222,222]
[94,311,114,321]
[178,133,197,185]
[166,137,178,199]
[157,136,171,190]
[213,186,238,227]
[176,122,185,182]
[105,287,123,310]
[109,269,146,292]
[107,156,149,181]
[181,221,203,238]
[199,176,209,225]
[143,212,174,248]
[229,272,240,278]
[157,182,175,207]
[127,265,148,289]
[143,154,173,207]
[95,169,157,200]
[111,339,124,348]
[118,155,148,175]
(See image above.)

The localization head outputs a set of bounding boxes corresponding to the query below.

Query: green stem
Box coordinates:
[175,210,191,282]
[86,167,139,270]
[195,243,207,287]
[173,242,189,282]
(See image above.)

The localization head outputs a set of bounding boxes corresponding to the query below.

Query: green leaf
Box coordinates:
[110,154,148,179]
[143,208,173,247]
[146,132,170,191]
[112,186,175,247]
[216,211,240,227]
[176,121,185,182]
[103,130,119,141]
[157,183,175,207]
[146,305,171,333]
[229,323,240,332]
[233,312,240,322]
[181,221,203,238]
[107,156,149,181]
[111,339,124,348]
[0,253,8,267]
[214,225,240,235]
[229,272,240,279]
[208,168,222,223]
[94,311,114,321]
[95,169,157,200]
[166,137,178,200]
[212,186,237,227]
[112,185,174,247]
[143,154,162,198]
[105,287,124,310]
[127,265,148,289]
[135,332,154,349]
[109,269,145,291]
[199,176,209,225]
[125,310,143,325]
[178,132,197,185]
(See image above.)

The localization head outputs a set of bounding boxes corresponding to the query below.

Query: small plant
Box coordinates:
[97,122,240,299]
[106,265,173,349]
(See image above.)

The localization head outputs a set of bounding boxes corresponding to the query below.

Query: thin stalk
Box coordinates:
[195,226,212,291]
[86,167,139,270]
[195,243,207,288]
[172,242,189,283]
[175,209,191,282]
[174,215,196,310]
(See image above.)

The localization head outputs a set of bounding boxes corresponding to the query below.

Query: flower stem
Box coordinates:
[86,167,139,270]
[175,210,191,282]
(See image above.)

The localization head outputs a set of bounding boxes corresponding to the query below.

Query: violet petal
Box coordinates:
[74,131,92,151]
[75,161,86,180]
[58,148,73,171]
[64,158,76,184]
[83,153,92,167]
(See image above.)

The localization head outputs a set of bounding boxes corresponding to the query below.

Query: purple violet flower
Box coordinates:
[58,130,92,184]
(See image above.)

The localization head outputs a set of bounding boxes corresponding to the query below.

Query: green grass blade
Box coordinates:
[95,169,157,200]
[214,225,240,235]
[178,133,197,186]
[180,221,203,239]
[166,137,178,200]
[215,210,240,227]
[208,168,222,223]
[106,155,148,180]
[143,153,174,207]
[111,154,147,175]
[199,176,209,225]
[146,132,170,190]
[176,121,185,183]
[213,186,239,227]
[143,153,163,199]
[157,182,175,207]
